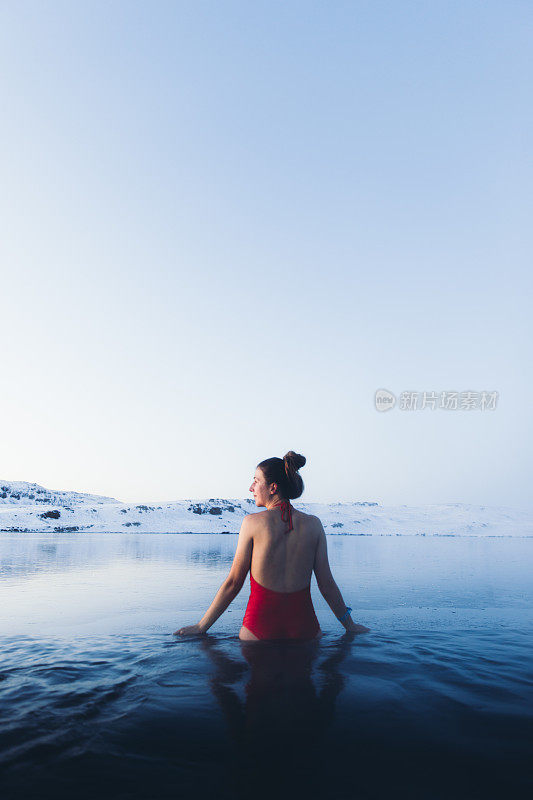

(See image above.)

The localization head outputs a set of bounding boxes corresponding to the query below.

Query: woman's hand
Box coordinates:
[173,623,206,637]
[345,621,370,634]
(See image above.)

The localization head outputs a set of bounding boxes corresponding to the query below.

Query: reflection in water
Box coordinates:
[0,533,239,584]
[201,633,356,799]
[187,547,234,567]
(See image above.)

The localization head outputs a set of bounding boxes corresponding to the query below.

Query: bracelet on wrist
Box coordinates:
[338,606,352,623]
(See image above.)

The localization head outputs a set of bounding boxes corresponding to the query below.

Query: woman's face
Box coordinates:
[249,467,275,507]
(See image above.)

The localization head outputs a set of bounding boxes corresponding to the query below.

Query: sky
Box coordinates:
[1,1,531,509]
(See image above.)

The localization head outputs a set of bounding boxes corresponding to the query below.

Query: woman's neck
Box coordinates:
[265,496,289,511]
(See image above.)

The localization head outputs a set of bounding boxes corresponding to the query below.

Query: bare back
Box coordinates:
[249,508,321,592]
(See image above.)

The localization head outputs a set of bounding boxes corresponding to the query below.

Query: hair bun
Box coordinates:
[258,452,305,500]
[283,451,306,472]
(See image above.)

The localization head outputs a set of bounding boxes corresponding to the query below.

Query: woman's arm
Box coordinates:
[174,516,254,636]
[313,519,370,634]
[175,579,240,636]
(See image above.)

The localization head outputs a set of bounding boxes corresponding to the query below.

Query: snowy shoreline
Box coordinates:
[1,480,531,537]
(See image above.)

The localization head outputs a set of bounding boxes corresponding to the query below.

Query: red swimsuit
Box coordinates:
[242,500,320,640]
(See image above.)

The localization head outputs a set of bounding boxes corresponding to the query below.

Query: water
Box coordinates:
[0,533,532,799]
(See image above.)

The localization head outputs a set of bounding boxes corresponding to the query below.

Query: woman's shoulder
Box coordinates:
[243,510,271,525]
[243,508,317,520]
[297,511,323,530]
[289,506,320,521]
[277,507,323,530]
[244,508,322,529]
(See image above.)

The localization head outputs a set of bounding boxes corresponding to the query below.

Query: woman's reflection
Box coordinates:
[200,632,357,799]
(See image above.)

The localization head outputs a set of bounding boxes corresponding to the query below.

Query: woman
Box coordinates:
[175,451,370,640]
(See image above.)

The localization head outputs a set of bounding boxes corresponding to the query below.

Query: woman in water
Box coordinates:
[175,451,370,640]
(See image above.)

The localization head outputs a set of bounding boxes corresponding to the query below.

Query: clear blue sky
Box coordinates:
[1,1,531,508]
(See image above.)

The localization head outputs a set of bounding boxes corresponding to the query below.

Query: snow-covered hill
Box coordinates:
[0,480,530,537]
[0,481,117,507]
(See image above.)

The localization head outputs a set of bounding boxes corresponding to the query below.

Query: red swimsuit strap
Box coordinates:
[270,499,293,534]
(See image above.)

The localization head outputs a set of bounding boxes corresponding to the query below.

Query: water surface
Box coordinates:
[0,533,531,799]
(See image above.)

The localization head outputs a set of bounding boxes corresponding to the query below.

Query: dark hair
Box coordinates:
[257,451,306,500]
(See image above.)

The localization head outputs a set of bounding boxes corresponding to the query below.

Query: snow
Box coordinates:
[0,480,530,537]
